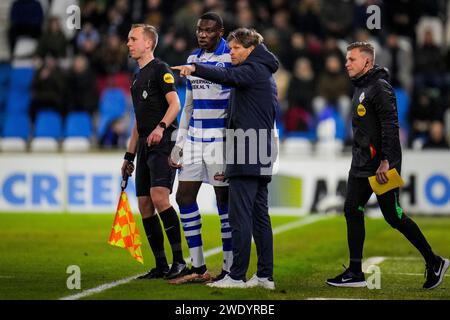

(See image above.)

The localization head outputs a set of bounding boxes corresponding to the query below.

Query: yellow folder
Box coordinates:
[368,168,405,195]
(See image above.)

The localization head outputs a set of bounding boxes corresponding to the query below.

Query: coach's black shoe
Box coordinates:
[423,256,449,290]
[164,261,189,280]
[326,266,367,287]
[138,266,169,279]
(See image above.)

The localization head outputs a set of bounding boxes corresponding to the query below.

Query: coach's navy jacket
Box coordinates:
[192,44,280,179]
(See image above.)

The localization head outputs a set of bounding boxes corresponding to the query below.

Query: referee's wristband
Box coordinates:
[124,152,135,162]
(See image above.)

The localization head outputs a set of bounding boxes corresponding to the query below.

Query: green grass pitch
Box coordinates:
[0,213,449,300]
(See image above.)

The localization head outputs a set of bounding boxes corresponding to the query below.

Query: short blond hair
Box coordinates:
[131,24,158,50]
[347,41,375,61]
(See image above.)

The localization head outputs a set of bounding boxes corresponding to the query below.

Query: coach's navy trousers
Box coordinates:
[228,176,273,281]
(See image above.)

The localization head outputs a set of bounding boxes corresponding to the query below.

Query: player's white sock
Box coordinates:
[218,204,233,272]
[179,202,205,268]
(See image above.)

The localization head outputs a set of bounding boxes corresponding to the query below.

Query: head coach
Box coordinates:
[172,28,280,289]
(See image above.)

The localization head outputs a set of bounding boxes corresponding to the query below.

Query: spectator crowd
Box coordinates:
[1,0,450,151]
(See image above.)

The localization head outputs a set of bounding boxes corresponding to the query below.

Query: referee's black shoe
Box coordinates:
[326,266,367,287]
[138,266,169,279]
[423,256,449,290]
[164,261,189,280]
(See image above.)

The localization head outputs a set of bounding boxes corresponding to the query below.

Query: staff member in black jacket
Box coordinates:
[326,42,448,290]
[172,28,279,289]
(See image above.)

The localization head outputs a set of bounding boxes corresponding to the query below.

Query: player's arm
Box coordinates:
[172,63,259,88]
[169,84,193,168]
[122,119,138,177]
[175,84,193,149]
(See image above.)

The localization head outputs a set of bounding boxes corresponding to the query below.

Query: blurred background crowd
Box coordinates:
[0,0,450,153]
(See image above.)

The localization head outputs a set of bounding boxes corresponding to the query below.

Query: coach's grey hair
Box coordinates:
[347,41,375,61]
[227,28,264,48]
[131,24,158,50]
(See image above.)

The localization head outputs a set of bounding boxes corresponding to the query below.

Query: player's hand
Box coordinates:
[168,145,183,168]
[376,160,389,184]
[171,64,196,77]
[121,160,135,177]
[214,172,225,182]
[147,127,164,146]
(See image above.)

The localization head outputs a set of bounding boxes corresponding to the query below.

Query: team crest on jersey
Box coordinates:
[357,104,366,117]
[359,91,365,103]
[163,73,175,84]
[215,62,225,68]
[142,90,148,99]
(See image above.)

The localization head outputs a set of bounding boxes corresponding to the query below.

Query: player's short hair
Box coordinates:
[199,12,223,29]
[227,28,264,48]
[347,41,375,60]
[131,24,158,50]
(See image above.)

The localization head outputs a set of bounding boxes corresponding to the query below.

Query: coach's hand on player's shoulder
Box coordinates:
[147,126,164,146]
[121,160,135,177]
[376,159,389,184]
[168,145,183,168]
[171,64,196,77]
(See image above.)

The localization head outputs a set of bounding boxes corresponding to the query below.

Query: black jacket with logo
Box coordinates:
[349,65,402,177]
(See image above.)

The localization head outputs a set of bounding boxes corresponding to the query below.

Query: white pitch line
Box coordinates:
[59,274,142,300]
[60,214,328,300]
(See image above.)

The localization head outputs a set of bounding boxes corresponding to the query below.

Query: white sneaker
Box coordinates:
[245,274,275,290]
[206,274,247,288]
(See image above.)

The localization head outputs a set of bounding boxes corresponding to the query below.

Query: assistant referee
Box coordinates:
[122,24,188,280]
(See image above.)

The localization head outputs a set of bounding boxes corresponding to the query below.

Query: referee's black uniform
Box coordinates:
[344,65,439,275]
[129,57,188,279]
[131,58,177,194]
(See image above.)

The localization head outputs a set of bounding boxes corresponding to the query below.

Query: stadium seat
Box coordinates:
[6,88,31,113]
[0,63,10,88]
[9,67,34,90]
[13,37,38,59]
[0,112,29,152]
[316,139,344,156]
[97,88,127,139]
[281,136,313,156]
[0,63,12,126]
[62,111,92,152]
[395,88,410,133]
[30,110,62,152]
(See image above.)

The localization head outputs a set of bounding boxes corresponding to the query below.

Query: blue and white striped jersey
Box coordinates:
[185,38,231,143]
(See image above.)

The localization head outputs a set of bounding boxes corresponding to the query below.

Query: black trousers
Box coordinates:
[344,174,435,266]
[228,176,273,280]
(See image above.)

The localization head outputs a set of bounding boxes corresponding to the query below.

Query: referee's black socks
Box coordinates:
[142,215,168,269]
[159,206,185,264]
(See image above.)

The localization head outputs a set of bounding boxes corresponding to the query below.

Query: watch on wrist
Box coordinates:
[158,122,167,130]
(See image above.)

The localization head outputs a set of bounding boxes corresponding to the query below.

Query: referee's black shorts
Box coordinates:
[135,132,176,197]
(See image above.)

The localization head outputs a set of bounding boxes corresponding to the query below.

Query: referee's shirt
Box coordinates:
[131,58,178,138]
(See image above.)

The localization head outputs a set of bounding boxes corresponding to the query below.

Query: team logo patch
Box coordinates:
[357,104,366,117]
[215,62,225,68]
[142,90,148,99]
[163,73,175,84]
